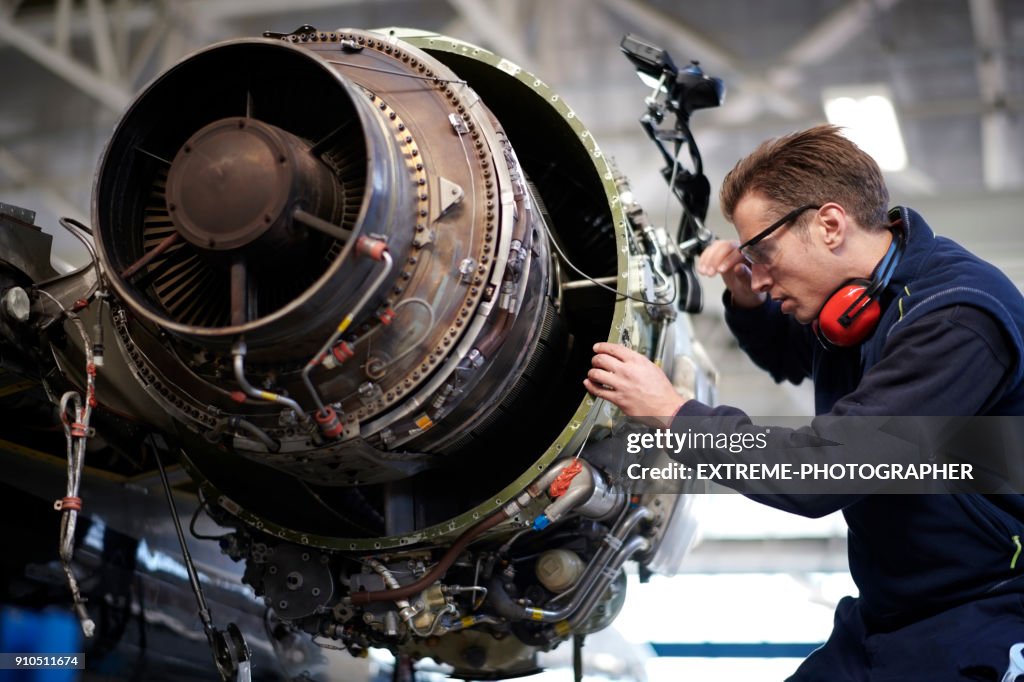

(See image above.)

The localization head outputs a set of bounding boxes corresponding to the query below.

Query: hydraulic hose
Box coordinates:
[351,505,513,605]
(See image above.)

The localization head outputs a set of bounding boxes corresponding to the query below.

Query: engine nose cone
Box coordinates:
[166,118,293,251]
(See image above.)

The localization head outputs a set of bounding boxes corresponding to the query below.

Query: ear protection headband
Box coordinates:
[814,217,905,350]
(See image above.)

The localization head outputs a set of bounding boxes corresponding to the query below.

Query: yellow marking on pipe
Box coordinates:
[259,391,278,402]
[337,315,354,333]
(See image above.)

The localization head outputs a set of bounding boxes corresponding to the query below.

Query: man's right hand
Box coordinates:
[696,239,767,309]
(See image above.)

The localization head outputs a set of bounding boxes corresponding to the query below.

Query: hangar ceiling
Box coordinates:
[1,0,1022,414]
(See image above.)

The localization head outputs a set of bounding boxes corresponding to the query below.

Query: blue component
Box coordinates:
[532,514,551,531]
[0,606,81,682]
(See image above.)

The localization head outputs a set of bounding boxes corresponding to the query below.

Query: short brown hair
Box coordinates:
[720,125,889,231]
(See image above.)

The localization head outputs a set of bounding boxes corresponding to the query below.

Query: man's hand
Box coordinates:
[584,343,684,428]
[697,239,766,309]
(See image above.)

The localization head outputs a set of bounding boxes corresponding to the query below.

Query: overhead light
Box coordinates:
[822,85,907,172]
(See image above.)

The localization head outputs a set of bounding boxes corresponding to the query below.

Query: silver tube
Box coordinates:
[365,558,416,624]
[231,340,309,422]
[519,506,651,623]
[229,417,280,453]
[301,251,393,411]
[567,535,650,630]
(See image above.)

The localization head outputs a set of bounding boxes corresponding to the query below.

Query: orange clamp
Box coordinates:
[55,497,82,512]
[315,406,344,439]
[356,236,388,261]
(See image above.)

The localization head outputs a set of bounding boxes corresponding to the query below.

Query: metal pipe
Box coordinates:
[293,207,354,243]
[231,340,309,422]
[526,506,650,622]
[567,535,649,630]
[365,558,417,624]
[488,506,651,624]
[351,502,517,605]
[228,416,280,453]
[301,250,393,412]
[561,276,619,290]
[120,231,180,279]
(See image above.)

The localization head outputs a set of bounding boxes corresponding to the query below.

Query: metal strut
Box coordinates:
[152,438,252,682]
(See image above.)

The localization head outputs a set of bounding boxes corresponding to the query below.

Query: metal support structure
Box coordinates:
[54,0,71,54]
[969,0,1024,191]
[595,0,798,125]
[185,0,402,21]
[85,0,119,81]
[126,4,169,83]
[770,0,904,89]
[0,12,131,112]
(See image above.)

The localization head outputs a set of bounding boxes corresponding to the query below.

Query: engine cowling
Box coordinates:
[43,26,714,679]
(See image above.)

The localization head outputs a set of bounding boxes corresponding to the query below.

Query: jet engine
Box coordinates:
[0,26,718,680]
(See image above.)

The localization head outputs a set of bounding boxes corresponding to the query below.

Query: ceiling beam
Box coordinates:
[10,0,157,41]
[595,0,809,124]
[53,0,71,54]
[0,14,131,112]
[969,0,1024,190]
[769,0,935,192]
[184,0,402,21]
[596,0,743,76]
[593,0,927,189]
[771,0,904,88]
[86,0,120,81]
[126,5,168,84]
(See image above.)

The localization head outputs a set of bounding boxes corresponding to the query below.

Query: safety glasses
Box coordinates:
[737,203,820,265]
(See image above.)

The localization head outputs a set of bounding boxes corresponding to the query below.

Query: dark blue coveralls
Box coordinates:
[675,207,1024,680]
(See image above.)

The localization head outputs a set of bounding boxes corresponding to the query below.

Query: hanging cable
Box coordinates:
[541,220,673,307]
[42,291,99,638]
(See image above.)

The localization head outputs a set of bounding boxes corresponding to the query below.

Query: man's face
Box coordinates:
[732,193,838,324]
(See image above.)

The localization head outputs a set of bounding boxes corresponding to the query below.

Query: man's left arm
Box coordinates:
[587,305,1017,517]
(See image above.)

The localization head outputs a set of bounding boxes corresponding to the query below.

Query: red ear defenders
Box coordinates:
[814,218,905,349]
